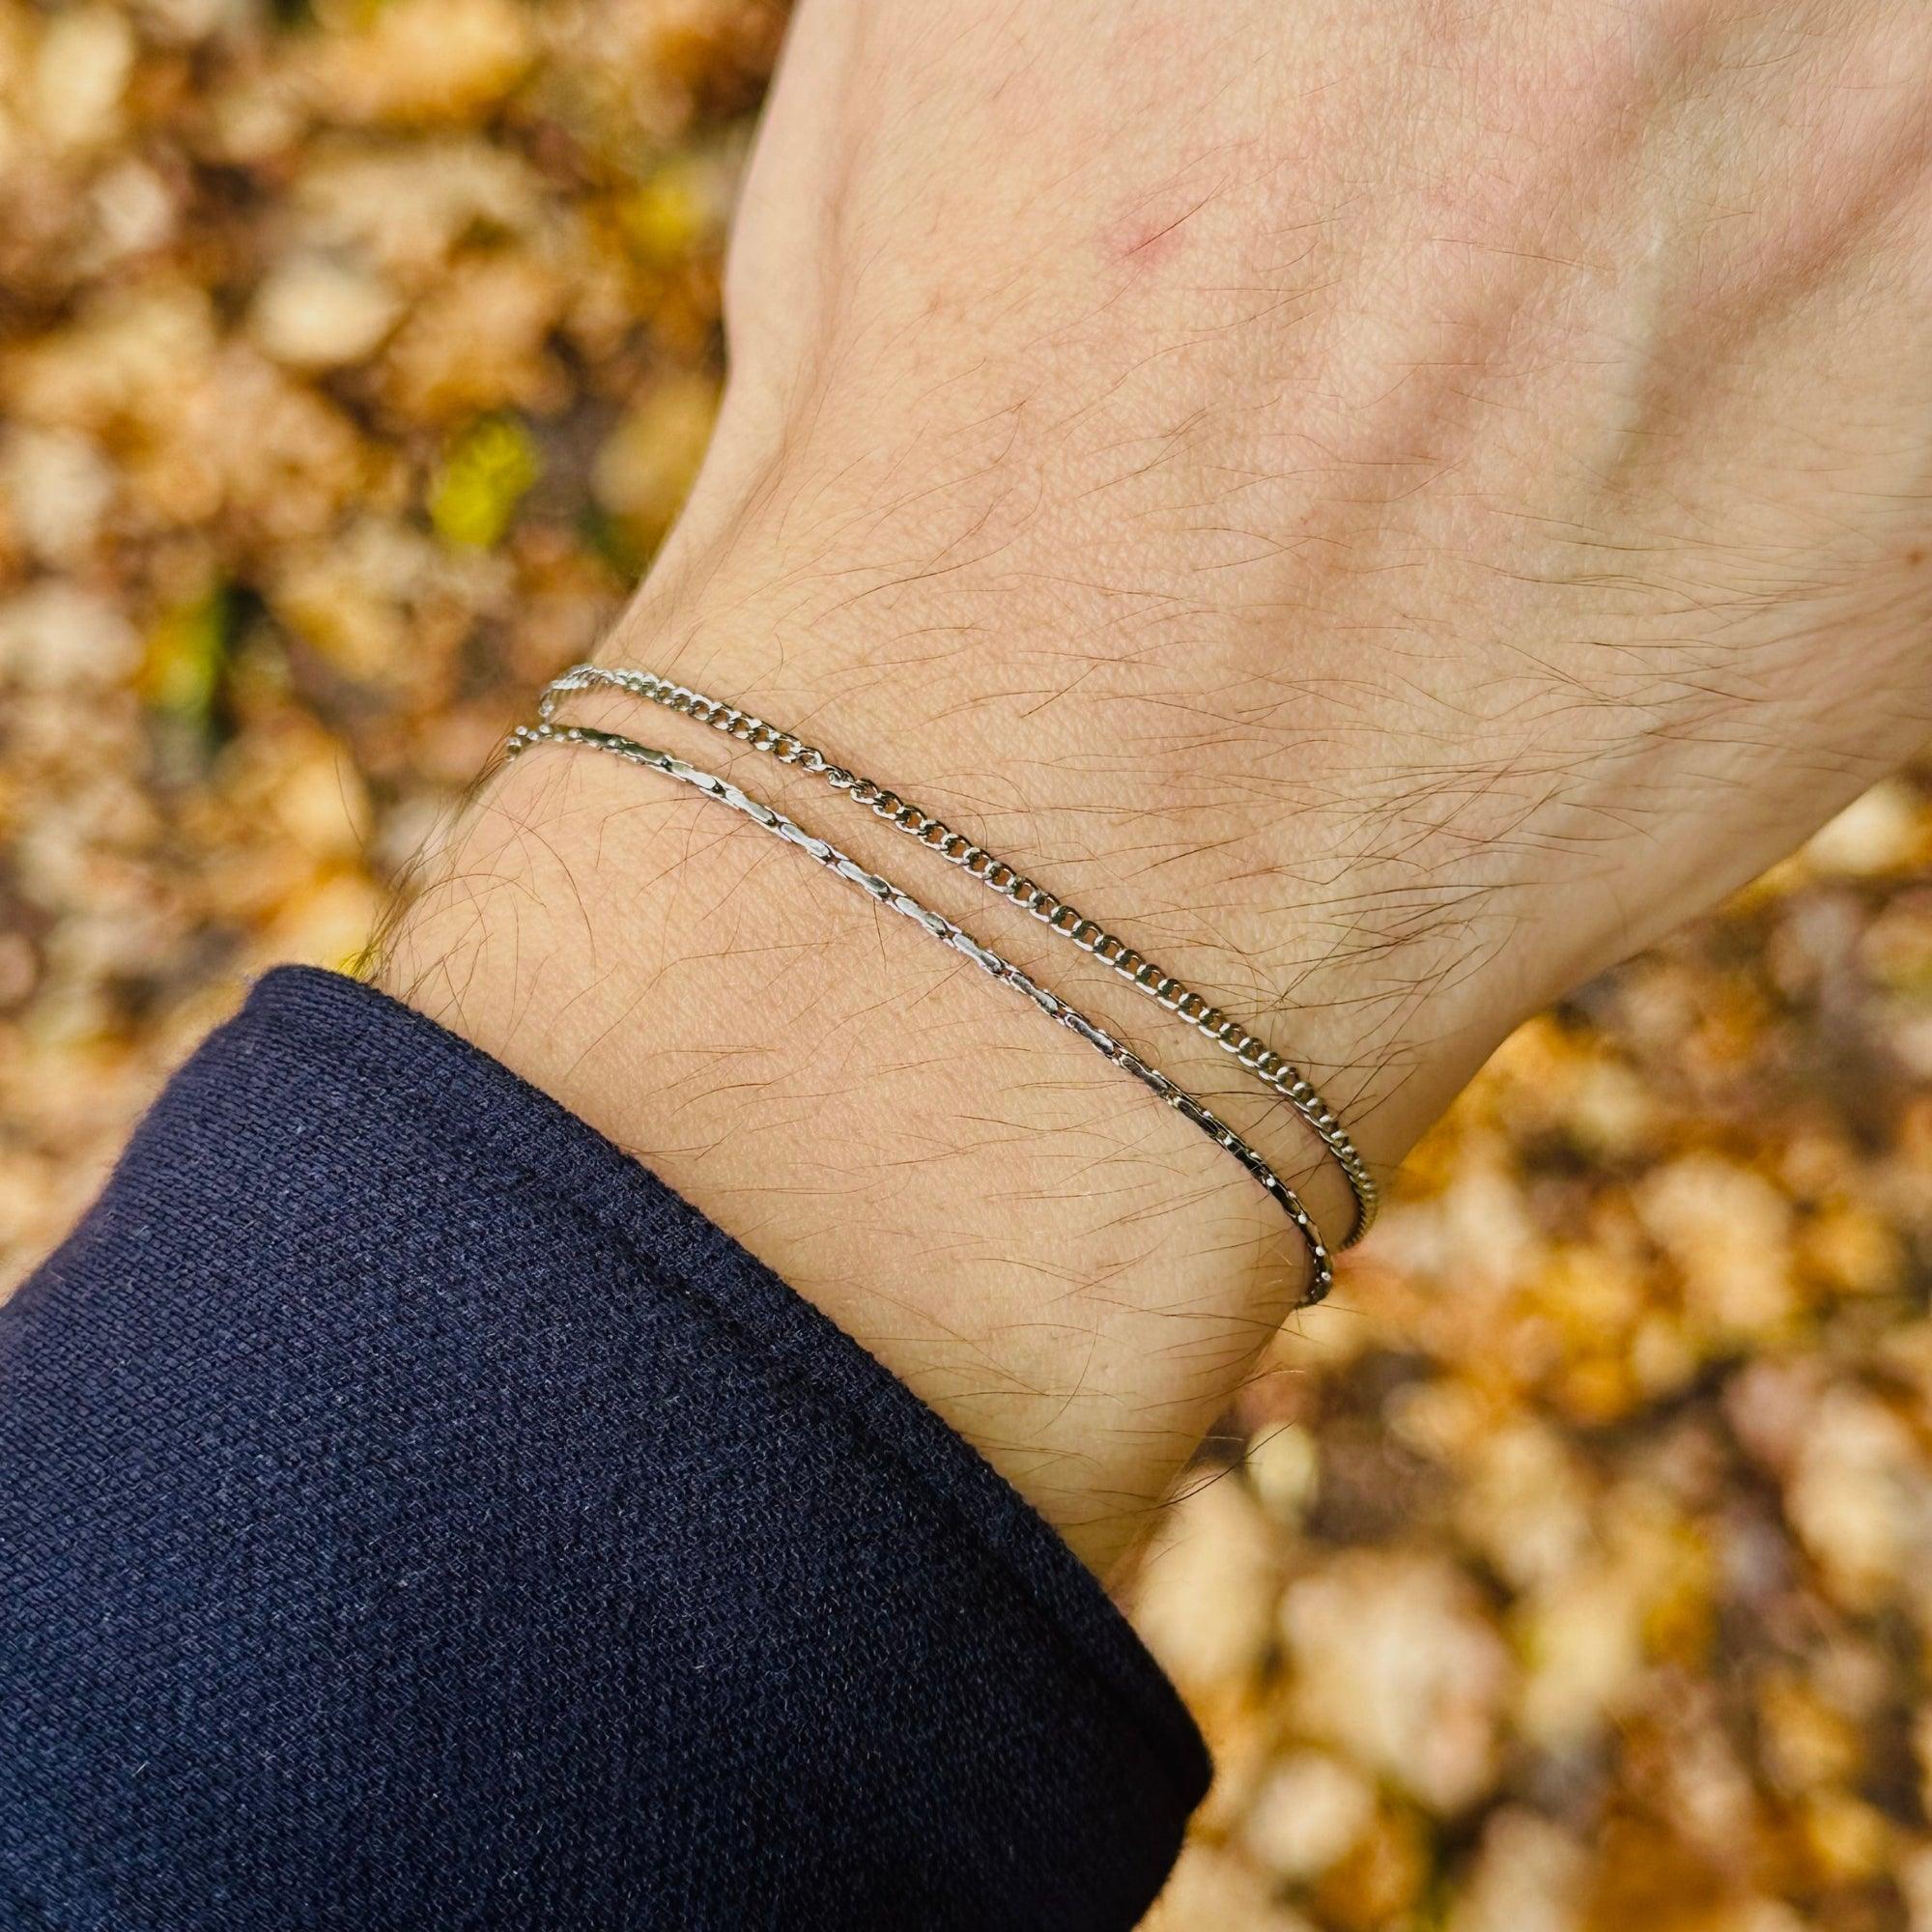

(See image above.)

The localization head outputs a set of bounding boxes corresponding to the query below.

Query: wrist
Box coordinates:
[613,481,1521,1176]
[376,491,1502,1573]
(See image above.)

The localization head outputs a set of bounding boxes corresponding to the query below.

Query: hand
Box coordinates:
[383,0,1932,1573]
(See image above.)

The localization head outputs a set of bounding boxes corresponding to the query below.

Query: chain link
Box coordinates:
[506,717,1333,1305]
[538,663,1378,1246]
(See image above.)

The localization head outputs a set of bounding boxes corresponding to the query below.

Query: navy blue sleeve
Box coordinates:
[0,966,1208,1932]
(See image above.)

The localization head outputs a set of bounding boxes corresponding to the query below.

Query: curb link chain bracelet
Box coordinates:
[536,663,1378,1247]
[504,715,1336,1306]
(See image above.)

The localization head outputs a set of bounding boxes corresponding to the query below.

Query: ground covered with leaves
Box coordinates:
[2,7,1930,1929]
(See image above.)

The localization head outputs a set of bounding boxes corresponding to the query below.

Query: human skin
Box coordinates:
[382,0,1932,1576]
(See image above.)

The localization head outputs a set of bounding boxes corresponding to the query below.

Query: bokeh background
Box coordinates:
[2,6,1930,1928]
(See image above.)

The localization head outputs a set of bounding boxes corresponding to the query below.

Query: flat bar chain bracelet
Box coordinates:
[504,716,1334,1305]
[537,663,1378,1246]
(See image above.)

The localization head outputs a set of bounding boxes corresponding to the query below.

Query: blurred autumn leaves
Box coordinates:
[1139,795,1932,1932]
[0,0,772,1262]
[2,7,1931,1931]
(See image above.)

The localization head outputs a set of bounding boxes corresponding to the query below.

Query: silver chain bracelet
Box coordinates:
[505,716,1334,1305]
[537,663,1378,1247]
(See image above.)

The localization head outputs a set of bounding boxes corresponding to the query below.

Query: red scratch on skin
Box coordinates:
[1106,191,1216,270]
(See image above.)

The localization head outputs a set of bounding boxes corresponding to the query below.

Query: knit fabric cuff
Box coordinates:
[0,965,1208,1932]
